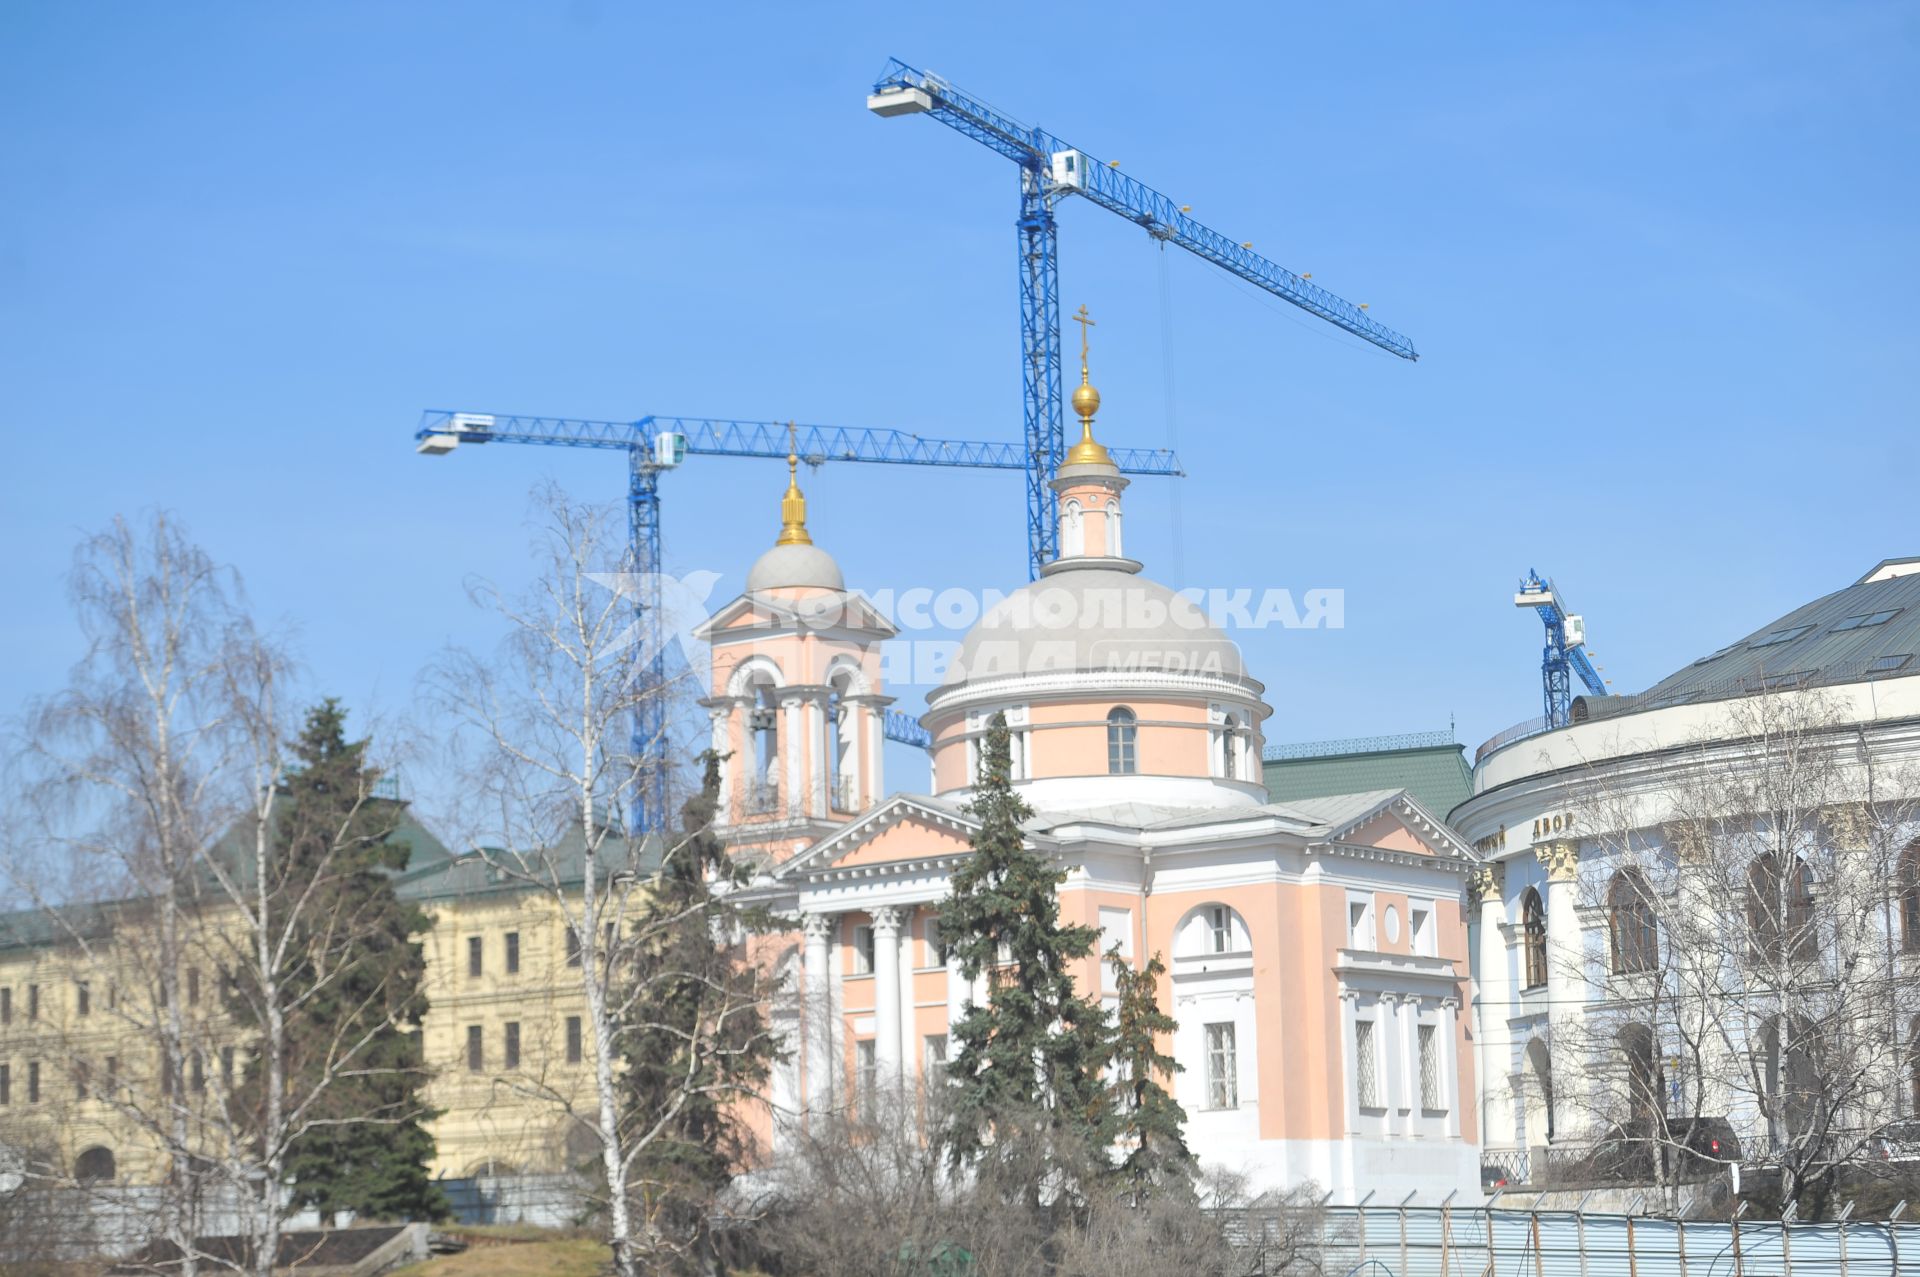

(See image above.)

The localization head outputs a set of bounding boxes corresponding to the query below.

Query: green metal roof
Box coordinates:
[1262,732,1472,819]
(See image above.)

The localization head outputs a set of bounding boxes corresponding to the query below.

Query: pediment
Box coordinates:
[696,590,895,642]
[1320,792,1475,861]
[774,795,979,879]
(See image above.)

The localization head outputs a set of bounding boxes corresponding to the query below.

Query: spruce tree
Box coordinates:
[1100,946,1195,1200]
[252,700,443,1221]
[619,750,774,1273]
[940,711,1110,1175]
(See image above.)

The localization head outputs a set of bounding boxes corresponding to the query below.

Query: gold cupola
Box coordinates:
[1063,303,1115,469]
[776,422,812,546]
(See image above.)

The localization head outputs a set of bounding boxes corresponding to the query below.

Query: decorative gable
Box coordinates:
[775,796,980,880]
[1319,792,1476,862]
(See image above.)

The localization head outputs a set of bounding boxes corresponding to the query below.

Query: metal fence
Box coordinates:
[437,1172,587,1229]
[1322,1205,1920,1277]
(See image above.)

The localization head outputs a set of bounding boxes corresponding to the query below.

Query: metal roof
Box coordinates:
[1630,561,1920,707]
[1263,736,1472,818]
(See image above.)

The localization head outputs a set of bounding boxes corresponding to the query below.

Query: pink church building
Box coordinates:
[704,350,1482,1202]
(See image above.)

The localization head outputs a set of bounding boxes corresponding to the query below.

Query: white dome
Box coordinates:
[746,542,845,593]
[945,567,1250,688]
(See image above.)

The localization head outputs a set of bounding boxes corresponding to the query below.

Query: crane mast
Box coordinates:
[868,56,1418,578]
[1515,570,1608,729]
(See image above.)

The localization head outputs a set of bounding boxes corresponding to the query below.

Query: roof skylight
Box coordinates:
[1750,624,1815,648]
[1831,609,1902,632]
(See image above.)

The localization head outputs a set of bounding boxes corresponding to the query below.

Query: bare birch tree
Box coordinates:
[423,486,776,1277]
[6,514,438,1275]
[7,513,250,1273]
[1561,690,1920,1212]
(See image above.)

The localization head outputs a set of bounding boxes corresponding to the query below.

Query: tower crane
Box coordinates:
[413,409,1182,832]
[1514,570,1609,730]
[867,57,1419,579]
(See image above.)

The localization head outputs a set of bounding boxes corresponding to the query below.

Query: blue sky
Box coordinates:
[2,2,1915,797]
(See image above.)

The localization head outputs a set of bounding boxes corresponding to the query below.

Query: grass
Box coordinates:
[389,1231,608,1277]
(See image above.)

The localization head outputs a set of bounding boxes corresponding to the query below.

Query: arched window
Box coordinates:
[1521,888,1548,990]
[74,1146,115,1184]
[1174,903,1248,959]
[1062,500,1084,557]
[1746,852,1815,958]
[1902,845,1920,954]
[1221,714,1239,780]
[1608,870,1659,974]
[1107,707,1137,775]
[1524,1036,1555,1144]
[1105,499,1122,557]
[1617,1024,1665,1125]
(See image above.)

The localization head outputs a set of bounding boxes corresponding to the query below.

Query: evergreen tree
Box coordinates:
[940,711,1110,1175]
[1100,946,1195,1200]
[619,750,775,1274]
[249,700,443,1221]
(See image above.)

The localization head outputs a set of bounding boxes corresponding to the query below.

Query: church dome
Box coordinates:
[746,542,845,593]
[945,567,1248,688]
[743,425,845,594]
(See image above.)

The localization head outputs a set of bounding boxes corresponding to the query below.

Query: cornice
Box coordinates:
[924,668,1268,717]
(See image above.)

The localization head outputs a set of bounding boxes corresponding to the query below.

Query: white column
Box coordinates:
[872,906,903,1087]
[866,706,883,808]
[896,914,916,1075]
[802,913,834,1113]
[781,695,803,818]
[807,696,827,818]
[1441,996,1463,1139]
[1538,841,1584,1133]
[709,707,731,826]
[1470,862,1514,1150]
[1339,990,1361,1124]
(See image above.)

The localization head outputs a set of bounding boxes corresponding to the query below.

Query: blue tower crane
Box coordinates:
[868,57,1419,579]
[1514,570,1609,730]
[413,410,1182,832]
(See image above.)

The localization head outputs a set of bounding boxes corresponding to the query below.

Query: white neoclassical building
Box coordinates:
[1452,557,1920,1189]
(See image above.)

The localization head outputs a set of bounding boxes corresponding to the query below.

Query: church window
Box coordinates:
[1348,899,1374,950]
[1062,500,1084,557]
[1522,888,1548,989]
[1106,499,1122,557]
[1221,714,1239,779]
[1107,707,1137,775]
[852,924,876,975]
[1419,1024,1442,1110]
[1205,1023,1238,1109]
[924,1034,948,1078]
[1410,904,1434,956]
[1355,1019,1380,1108]
[1209,906,1231,954]
[855,1040,877,1119]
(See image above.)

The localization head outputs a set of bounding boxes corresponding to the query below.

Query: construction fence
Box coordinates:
[1315,1205,1920,1277]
